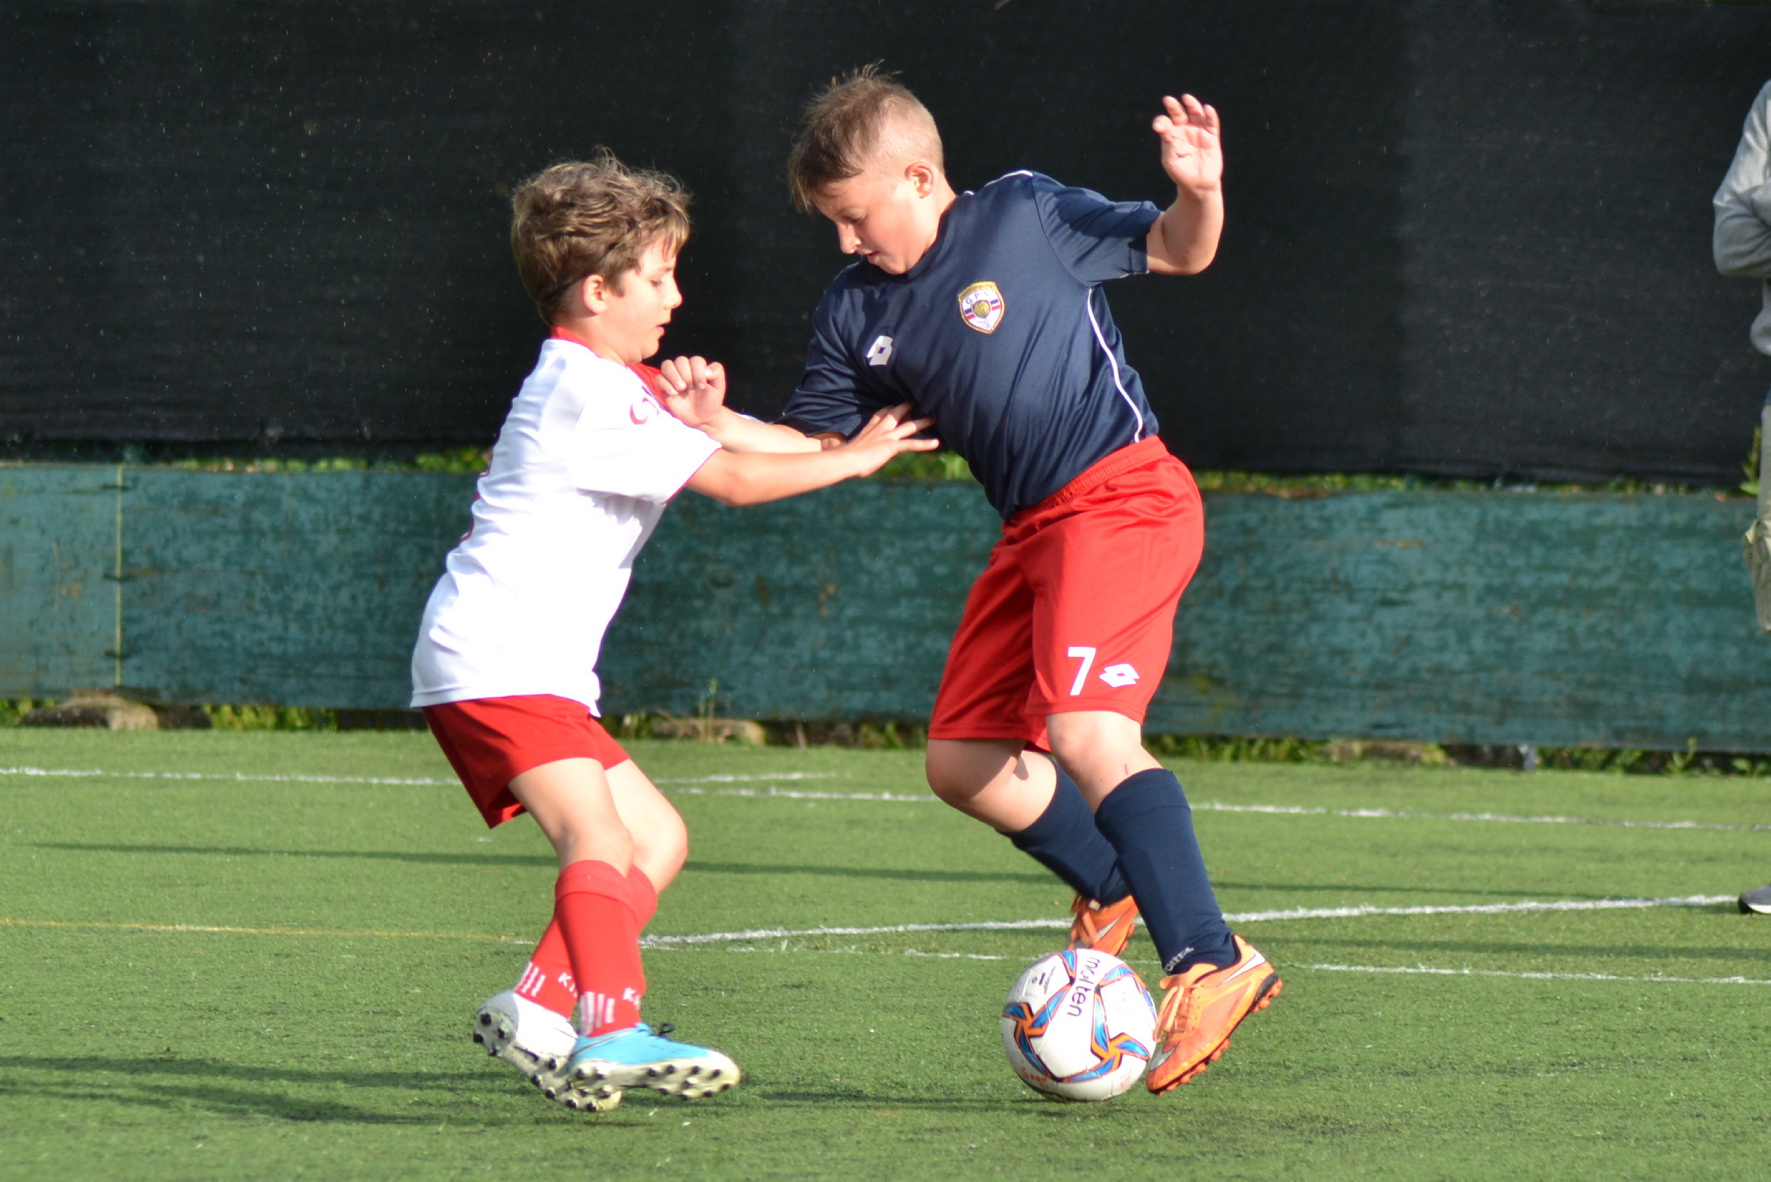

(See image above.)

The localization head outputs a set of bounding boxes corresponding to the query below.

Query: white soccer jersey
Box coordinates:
[410,335,721,712]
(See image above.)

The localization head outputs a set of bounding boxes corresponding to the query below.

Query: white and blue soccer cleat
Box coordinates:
[473,990,621,1109]
[557,1022,741,1105]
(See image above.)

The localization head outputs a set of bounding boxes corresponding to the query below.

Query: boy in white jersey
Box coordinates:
[410,153,933,1112]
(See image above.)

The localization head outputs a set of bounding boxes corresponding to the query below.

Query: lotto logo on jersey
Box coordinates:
[957,281,1005,334]
[866,335,895,366]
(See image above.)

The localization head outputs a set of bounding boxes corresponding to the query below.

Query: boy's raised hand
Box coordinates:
[657,354,727,429]
[837,402,939,475]
[1153,94,1222,194]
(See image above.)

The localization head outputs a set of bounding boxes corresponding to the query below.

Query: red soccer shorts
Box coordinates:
[423,694,631,828]
[928,437,1203,749]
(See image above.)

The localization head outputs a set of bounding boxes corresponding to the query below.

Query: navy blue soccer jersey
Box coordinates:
[780,171,1164,519]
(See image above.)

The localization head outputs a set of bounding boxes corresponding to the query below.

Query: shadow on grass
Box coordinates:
[0,1054,524,1125]
[1291,935,1771,964]
[30,845,1050,885]
[32,843,553,868]
[753,1088,1051,1112]
[682,861,1053,885]
[0,1056,1058,1125]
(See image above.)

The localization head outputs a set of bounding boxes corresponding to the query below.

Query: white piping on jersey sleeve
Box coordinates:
[1084,291,1146,441]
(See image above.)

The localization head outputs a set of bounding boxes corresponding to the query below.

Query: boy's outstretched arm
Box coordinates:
[656,355,824,453]
[1145,93,1224,276]
[685,402,936,506]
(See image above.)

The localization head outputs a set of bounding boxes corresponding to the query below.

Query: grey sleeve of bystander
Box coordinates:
[1714,84,1771,351]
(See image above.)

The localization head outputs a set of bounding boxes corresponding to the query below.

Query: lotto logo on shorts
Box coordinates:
[1099,663,1139,688]
[1066,648,1140,694]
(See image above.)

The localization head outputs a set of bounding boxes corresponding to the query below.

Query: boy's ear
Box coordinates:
[578,272,609,314]
[906,160,939,198]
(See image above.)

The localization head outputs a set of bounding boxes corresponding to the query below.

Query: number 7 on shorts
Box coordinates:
[1066,646,1097,697]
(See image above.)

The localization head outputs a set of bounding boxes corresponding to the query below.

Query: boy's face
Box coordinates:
[581,238,682,364]
[814,161,943,275]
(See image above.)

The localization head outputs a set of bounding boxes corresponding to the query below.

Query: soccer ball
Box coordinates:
[1001,948,1157,1101]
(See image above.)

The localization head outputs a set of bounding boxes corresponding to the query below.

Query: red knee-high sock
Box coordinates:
[555,860,646,1037]
[626,866,658,930]
[514,918,580,1019]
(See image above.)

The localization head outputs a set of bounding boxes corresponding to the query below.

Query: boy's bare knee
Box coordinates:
[555,821,634,873]
[1046,712,1159,801]
[925,740,1000,805]
[637,811,689,886]
[925,745,962,802]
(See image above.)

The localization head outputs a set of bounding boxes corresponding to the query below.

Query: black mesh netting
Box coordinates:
[3,0,1769,481]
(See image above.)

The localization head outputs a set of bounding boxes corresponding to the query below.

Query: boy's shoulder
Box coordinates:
[518,336,656,425]
[528,336,643,395]
[820,171,1060,303]
[975,168,1059,195]
[942,170,1058,226]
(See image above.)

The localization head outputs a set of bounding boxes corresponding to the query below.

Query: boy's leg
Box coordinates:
[513,920,581,1017]
[508,758,644,1034]
[1025,461,1278,1092]
[1046,711,1229,968]
[604,759,688,895]
[926,738,1131,915]
[508,757,738,1103]
[472,755,634,1100]
[1048,715,1280,1095]
[926,544,1134,937]
[511,757,679,1020]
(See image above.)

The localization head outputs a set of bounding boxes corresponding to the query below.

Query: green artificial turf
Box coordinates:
[2,730,1769,1179]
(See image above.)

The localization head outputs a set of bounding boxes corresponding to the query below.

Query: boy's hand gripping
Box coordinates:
[1153,93,1222,195]
[837,402,939,475]
[656,354,727,430]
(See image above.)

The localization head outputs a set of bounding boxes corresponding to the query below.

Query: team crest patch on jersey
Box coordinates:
[957,281,1005,334]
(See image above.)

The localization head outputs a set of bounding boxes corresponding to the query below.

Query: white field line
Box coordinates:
[1302,963,1771,986]
[637,894,1734,948]
[665,785,930,802]
[0,765,455,786]
[5,893,1736,959]
[1193,799,1771,834]
[1220,894,1733,922]
[7,763,1767,831]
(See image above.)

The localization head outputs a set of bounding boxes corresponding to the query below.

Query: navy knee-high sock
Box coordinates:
[1093,768,1236,973]
[1007,767,1130,904]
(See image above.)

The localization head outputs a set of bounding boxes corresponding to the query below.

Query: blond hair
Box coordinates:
[787,65,944,213]
[509,151,690,321]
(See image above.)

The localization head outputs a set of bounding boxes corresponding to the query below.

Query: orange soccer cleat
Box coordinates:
[1066,893,1140,957]
[1145,934,1282,1093]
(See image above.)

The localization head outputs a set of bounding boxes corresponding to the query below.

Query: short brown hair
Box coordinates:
[509,151,690,321]
[787,65,944,213]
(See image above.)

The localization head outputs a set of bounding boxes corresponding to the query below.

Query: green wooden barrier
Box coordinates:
[0,466,121,693]
[1157,491,1768,750]
[120,470,475,707]
[1,465,1767,750]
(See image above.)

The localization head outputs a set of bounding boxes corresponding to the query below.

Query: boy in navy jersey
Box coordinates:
[660,68,1278,1092]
